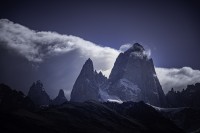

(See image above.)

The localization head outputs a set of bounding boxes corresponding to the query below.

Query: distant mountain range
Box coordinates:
[1,43,200,133]
[27,80,67,106]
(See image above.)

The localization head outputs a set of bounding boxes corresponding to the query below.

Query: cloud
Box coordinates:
[119,43,132,52]
[0,19,119,74]
[155,67,200,93]
[119,43,151,59]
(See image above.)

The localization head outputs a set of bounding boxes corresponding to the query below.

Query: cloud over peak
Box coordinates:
[119,43,151,59]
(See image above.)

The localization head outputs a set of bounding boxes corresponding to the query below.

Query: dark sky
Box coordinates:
[1,0,200,69]
[0,0,200,98]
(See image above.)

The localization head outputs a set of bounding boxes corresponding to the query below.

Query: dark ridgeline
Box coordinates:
[0,79,200,132]
[166,83,200,107]
[0,84,184,133]
[71,43,166,107]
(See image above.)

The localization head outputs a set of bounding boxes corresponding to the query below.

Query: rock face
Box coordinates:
[70,58,107,102]
[108,43,166,106]
[70,43,166,106]
[52,89,67,105]
[28,80,50,106]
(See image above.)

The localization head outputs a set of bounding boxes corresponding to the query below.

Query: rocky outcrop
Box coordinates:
[52,89,67,105]
[27,80,50,106]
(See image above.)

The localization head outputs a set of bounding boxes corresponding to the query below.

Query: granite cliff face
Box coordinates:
[70,58,107,102]
[70,43,166,106]
[108,43,166,106]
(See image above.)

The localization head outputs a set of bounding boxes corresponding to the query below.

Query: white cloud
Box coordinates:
[0,19,119,73]
[119,43,132,52]
[119,43,151,59]
[155,67,200,93]
[143,49,151,59]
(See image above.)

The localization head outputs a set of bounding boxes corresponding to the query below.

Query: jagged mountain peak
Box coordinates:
[71,58,108,102]
[52,89,67,105]
[58,89,65,98]
[86,58,92,62]
[70,58,98,102]
[80,58,94,76]
[125,43,145,54]
[98,71,103,76]
[85,58,93,67]
[30,80,44,92]
[28,80,50,106]
[123,43,148,60]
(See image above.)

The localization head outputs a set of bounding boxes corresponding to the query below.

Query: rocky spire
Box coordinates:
[28,80,50,106]
[58,89,65,98]
[52,89,67,105]
[70,58,99,102]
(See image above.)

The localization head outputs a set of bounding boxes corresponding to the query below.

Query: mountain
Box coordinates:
[166,83,200,107]
[51,89,68,105]
[107,43,166,106]
[27,80,50,106]
[71,43,166,106]
[70,58,107,102]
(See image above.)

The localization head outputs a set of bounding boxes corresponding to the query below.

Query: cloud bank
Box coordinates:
[155,67,200,93]
[0,19,200,97]
[0,19,119,75]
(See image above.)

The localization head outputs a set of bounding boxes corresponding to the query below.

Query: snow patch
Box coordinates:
[107,99,123,104]
[99,89,122,103]
[147,103,187,113]
[119,78,141,95]
[130,52,144,59]
[153,74,157,78]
